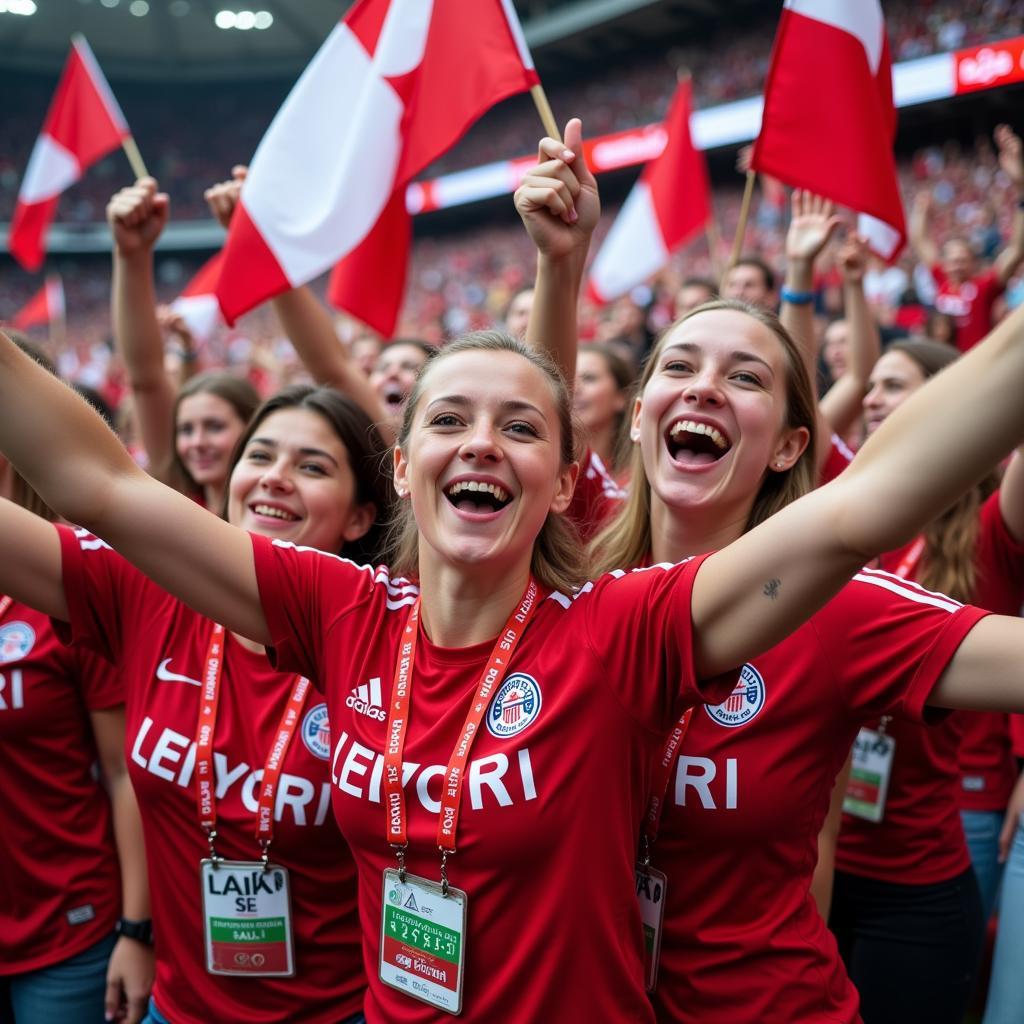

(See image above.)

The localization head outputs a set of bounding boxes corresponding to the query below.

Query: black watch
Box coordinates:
[115,917,154,946]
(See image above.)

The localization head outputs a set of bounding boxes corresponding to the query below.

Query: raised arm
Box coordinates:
[0,496,68,620]
[778,190,843,470]
[205,168,392,440]
[819,235,881,436]
[908,189,940,269]
[108,178,176,480]
[0,332,268,644]
[515,118,600,385]
[994,124,1024,287]
[693,299,1024,677]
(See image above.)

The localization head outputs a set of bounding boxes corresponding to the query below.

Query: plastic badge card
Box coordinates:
[200,860,295,976]
[379,869,467,1015]
[636,864,667,992]
[843,727,896,824]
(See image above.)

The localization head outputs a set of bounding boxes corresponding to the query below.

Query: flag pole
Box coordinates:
[728,169,757,270]
[529,84,561,143]
[122,136,149,180]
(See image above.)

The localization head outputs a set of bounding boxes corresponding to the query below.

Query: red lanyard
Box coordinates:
[193,622,310,858]
[0,595,12,622]
[642,708,696,858]
[383,578,540,868]
[892,536,926,580]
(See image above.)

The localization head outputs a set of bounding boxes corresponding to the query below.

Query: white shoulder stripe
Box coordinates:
[857,566,964,606]
[852,571,962,613]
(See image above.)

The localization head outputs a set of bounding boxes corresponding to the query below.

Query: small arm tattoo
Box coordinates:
[763,578,781,600]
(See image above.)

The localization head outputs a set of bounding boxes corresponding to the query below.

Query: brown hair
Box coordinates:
[887,339,996,602]
[224,385,394,565]
[385,330,587,594]
[168,372,260,496]
[590,299,817,574]
[6,333,59,521]
[578,343,636,473]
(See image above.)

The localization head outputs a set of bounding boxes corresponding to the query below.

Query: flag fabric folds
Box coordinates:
[171,252,224,343]
[751,0,906,259]
[216,0,539,336]
[12,275,66,330]
[588,77,711,304]
[10,36,130,272]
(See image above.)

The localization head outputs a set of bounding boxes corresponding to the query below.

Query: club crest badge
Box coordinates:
[486,673,542,739]
[0,622,35,664]
[301,703,331,760]
[704,664,766,728]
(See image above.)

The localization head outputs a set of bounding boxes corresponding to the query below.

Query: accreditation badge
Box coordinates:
[200,860,295,976]
[843,727,896,823]
[635,864,667,992]
[379,869,467,1015]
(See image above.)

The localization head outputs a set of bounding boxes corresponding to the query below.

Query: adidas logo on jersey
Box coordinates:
[347,677,386,721]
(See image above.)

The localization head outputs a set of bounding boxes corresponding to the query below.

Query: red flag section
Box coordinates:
[9,36,130,272]
[751,0,906,259]
[11,275,65,330]
[588,77,711,303]
[171,251,225,342]
[216,0,539,336]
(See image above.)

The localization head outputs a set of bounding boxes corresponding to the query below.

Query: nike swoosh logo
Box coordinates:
[155,659,203,687]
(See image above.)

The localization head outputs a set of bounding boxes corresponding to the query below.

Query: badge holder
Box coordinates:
[200,830,296,977]
[843,716,896,824]
[635,835,667,993]
[379,845,468,1016]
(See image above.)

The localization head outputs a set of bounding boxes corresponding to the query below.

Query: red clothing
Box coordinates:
[930,265,1004,353]
[252,534,735,1024]
[956,492,1024,812]
[838,492,1023,882]
[819,433,855,486]
[55,526,364,1024]
[0,600,123,974]
[566,446,626,541]
[652,570,986,1024]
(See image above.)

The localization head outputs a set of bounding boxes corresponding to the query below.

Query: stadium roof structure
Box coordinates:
[0,0,769,80]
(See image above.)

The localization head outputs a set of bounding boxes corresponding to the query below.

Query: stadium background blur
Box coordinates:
[2,0,1024,402]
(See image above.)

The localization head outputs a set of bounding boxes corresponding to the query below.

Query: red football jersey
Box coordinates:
[55,526,364,1024]
[566,446,627,541]
[0,600,124,974]
[930,265,1004,353]
[819,433,855,486]
[252,534,735,1024]
[651,570,987,1024]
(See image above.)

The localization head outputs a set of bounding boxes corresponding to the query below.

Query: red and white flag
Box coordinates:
[10,36,130,272]
[588,77,711,303]
[751,0,906,259]
[217,0,539,336]
[171,252,224,342]
[11,275,66,330]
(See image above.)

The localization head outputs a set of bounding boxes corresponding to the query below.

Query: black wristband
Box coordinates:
[116,917,154,946]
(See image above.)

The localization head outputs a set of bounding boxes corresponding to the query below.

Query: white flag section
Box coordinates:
[589,183,670,302]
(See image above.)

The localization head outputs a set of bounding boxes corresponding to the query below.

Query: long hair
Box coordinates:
[591,299,818,574]
[385,330,588,594]
[225,385,394,565]
[579,343,636,473]
[168,372,260,496]
[887,339,996,602]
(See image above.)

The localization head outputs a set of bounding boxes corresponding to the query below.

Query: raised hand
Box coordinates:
[786,189,844,266]
[995,124,1024,192]
[514,117,600,262]
[156,305,195,349]
[107,178,169,257]
[837,233,870,284]
[204,164,248,229]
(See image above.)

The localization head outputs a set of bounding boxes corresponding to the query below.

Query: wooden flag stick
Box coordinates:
[122,136,149,181]
[530,83,561,143]
[705,212,724,285]
[728,169,757,271]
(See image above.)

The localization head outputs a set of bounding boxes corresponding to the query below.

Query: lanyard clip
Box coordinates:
[205,827,222,865]
[640,833,652,869]
[391,843,408,884]
[258,838,272,871]
[439,846,454,897]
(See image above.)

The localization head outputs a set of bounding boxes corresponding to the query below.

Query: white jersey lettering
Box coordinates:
[0,669,25,710]
[674,755,738,810]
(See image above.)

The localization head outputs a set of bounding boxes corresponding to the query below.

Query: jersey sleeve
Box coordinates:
[577,553,738,734]
[818,434,855,486]
[250,533,386,686]
[74,646,125,710]
[54,524,150,664]
[814,569,990,722]
[566,448,626,542]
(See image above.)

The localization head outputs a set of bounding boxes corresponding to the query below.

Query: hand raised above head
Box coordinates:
[106,177,169,256]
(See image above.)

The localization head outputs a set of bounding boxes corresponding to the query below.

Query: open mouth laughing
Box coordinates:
[664,418,732,468]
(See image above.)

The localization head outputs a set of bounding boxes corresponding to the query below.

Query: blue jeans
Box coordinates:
[142,997,365,1024]
[962,809,1005,921]
[2,932,116,1024]
[983,816,1024,1023]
